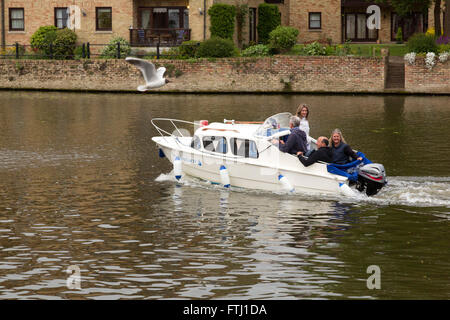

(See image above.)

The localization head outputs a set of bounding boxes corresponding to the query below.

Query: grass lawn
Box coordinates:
[348,43,408,57]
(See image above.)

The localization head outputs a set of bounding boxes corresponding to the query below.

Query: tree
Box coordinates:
[371,0,431,16]
[444,0,450,36]
[435,0,442,37]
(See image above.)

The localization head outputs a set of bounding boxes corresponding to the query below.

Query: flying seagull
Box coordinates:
[125,57,169,91]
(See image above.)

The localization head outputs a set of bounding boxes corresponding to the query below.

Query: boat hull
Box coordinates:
[153,137,351,196]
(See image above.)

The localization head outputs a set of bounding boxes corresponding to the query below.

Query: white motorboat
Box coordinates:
[151,113,387,197]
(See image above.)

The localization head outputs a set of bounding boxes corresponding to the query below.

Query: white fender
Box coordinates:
[278,174,294,193]
[173,156,182,181]
[220,165,230,188]
[339,182,356,197]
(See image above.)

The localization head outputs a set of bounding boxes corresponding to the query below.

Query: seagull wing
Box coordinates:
[125,57,158,84]
[156,67,166,79]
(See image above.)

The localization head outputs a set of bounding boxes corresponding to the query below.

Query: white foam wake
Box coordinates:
[362,176,450,208]
[155,173,450,209]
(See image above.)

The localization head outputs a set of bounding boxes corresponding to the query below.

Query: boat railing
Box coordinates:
[151,118,197,147]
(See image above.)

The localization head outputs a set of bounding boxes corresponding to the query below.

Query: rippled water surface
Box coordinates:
[0,92,449,299]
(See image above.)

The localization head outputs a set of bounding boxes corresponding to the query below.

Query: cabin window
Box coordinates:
[231,138,258,158]
[191,135,201,150]
[202,136,227,154]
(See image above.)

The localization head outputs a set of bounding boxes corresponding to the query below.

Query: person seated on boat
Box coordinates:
[329,128,363,165]
[272,116,307,155]
[297,136,332,167]
[296,103,311,151]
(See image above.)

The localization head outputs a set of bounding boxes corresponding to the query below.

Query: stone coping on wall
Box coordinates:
[0,56,447,94]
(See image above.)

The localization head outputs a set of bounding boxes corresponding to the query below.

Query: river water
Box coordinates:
[0,91,448,300]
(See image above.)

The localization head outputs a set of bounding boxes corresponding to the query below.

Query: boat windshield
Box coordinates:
[254,112,292,137]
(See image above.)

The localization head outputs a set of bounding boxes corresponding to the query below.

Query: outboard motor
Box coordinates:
[356,163,387,196]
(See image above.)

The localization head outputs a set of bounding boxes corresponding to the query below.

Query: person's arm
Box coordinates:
[344,145,362,161]
[298,130,308,154]
[279,134,294,153]
[298,150,320,167]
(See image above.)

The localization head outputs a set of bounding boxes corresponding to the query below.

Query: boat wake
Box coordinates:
[361,176,450,208]
[155,173,450,209]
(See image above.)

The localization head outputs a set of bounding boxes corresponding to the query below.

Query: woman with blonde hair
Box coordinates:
[296,103,311,151]
[329,128,362,164]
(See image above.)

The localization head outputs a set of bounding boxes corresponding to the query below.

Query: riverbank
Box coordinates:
[0,56,449,94]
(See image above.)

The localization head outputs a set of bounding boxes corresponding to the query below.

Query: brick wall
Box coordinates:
[289,0,341,44]
[3,0,133,45]
[0,56,387,93]
[405,59,450,93]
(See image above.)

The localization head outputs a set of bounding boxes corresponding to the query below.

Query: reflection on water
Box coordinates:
[0,91,449,300]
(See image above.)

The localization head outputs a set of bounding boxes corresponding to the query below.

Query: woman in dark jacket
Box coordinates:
[329,129,362,164]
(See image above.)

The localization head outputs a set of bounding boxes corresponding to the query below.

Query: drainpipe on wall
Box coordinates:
[203,0,206,40]
[1,0,5,50]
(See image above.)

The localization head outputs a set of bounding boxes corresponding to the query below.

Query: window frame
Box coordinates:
[9,8,25,31]
[344,12,378,42]
[309,12,322,30]
[202,136,228,154]
[137,7,188,30]
[96,7,112,31]
[191,135,202,150]
[231,138,259,159]
[54,7,69,29]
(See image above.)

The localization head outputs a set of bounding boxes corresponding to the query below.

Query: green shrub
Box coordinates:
[257,3,281,44]
[407,33,438,53]
[268,26,299,53]
[300,42,327,56]
[73,46,84,59]
[30,26,77,59]
[325,45,336,56]
[241,44,270,57]
[30,26,58,56]
[208,4,236,40]
[438,44,450,53]
[236,4,248,47]
[53,28,77,59]
[101,37,131,59]
[178,40,201,58]
[396,27,403,43]
[196,37,236,58]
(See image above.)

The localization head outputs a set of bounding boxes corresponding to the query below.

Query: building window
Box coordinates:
[138,7,189,29]
[309,12,321,29]
[9,8,24,31]
[55,8,69,29]
[249,8,257,43]
[96,7,112,31]
[183,9,189,29]
[345,13,377,41]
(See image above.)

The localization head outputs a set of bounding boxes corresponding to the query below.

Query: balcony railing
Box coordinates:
[130,28,191,47]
